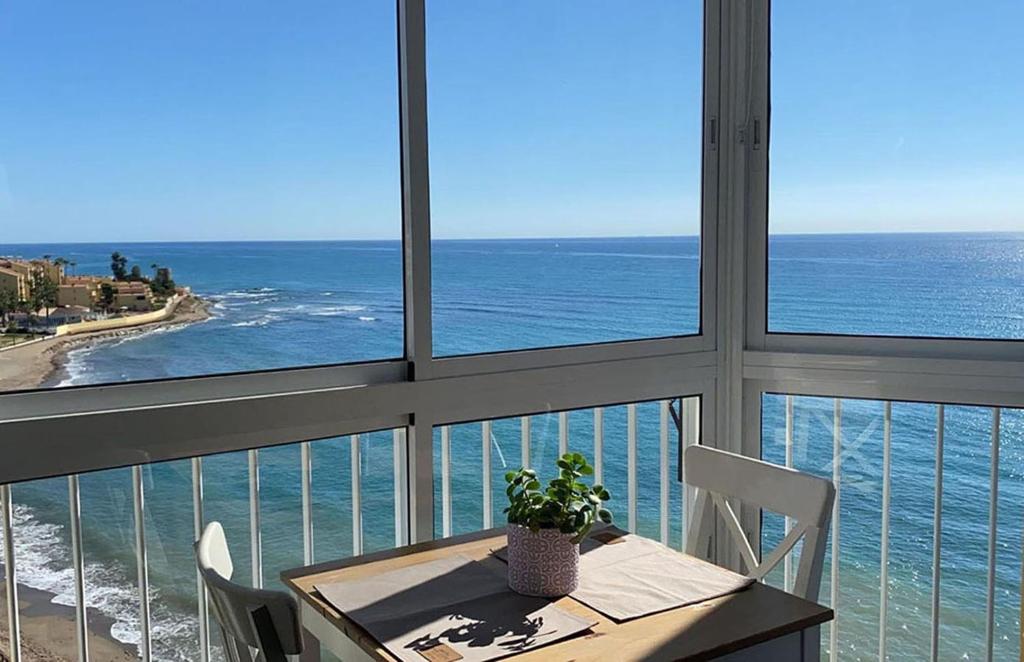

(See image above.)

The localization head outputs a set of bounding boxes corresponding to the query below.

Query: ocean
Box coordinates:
[1,233,1022,661]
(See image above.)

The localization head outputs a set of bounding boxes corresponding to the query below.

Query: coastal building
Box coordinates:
[57,281,102,308]
[0,259,33,280]
[0,258,66,303]
[46,306,91,325]
[113,281,156,312]
[0,266,28,301]
[32,259,64,284]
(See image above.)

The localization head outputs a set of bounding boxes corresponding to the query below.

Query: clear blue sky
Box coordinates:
[0,1,1020,242]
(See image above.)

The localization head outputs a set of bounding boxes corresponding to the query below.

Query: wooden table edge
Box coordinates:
[280,528,834,662]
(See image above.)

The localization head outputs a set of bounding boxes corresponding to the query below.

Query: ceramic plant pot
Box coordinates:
[506,524,580,597]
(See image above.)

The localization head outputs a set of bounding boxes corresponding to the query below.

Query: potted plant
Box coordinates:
[503,452,612,597]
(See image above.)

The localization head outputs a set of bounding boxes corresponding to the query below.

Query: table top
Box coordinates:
[281,528,833,662]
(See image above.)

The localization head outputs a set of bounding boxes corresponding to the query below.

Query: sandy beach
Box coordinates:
[0,295,210,393]
[0,296,211,660]
[0,583,136,661]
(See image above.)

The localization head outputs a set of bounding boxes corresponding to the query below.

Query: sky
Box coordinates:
[0,0,1020,243]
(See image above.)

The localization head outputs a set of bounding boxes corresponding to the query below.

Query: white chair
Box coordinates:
[195,521,304,662]
[684,445,835,602]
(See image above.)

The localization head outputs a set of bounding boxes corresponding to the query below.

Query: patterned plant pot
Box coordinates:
[506,524,580,597]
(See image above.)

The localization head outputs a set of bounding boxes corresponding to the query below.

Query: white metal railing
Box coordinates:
[5,394,1014,662]
[0,430,410,662]
[2,483,20,662]
[769,395,1017,662]
[436,397,701,550]
[0,400,700,662]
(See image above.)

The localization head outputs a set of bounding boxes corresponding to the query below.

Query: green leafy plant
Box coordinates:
[504,452,612,544]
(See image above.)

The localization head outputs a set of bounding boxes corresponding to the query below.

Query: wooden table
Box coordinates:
[282,529,832,662]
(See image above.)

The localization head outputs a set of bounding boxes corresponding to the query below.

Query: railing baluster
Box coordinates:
[558,411,569,457]
[659,400,670,545]
[68,475,89,662]
[192,457,209,662]
[441,426,452,537]
[131,465,152,662]
[784,395,794,592]
[301,441,313,565]
[627,403,638,533]
[393,429,409,547]
[831,398,842,661]
[351,435,363,556]
[593,408,604,485]
[985,408,1000,662]
[520,416,531,469]
[2,483,22,662]
[248,449,263,588]
[681,397,699,551]
[879,401,892,662]
[482,420,493,528]
[930,404,944,662]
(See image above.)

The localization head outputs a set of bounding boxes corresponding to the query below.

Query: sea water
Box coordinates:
[0,233,1022,660]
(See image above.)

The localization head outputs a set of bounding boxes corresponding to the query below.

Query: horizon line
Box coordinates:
[2,229,1022,247]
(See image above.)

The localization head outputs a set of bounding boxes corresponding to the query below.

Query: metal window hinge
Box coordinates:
[737,118,761,150]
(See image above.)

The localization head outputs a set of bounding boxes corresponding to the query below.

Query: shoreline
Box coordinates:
[0,295,211,393]
[0,581,136,661]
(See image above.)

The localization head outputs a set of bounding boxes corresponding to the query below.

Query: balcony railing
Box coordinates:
[761,395,1022,662]
[1,393,1019,661]
[0,397,699,662]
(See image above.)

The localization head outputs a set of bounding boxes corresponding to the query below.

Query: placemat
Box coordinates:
[494,530,755,622]
[315,554,595,662]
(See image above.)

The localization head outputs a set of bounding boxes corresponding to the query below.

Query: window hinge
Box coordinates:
[737,118,762,150]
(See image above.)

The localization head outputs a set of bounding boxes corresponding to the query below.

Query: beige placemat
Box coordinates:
[315,555,595,662]
[494,530,755,622]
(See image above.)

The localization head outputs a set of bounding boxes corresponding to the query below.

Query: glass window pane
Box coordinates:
[427,1,704,356]
[0,1,402,393]
[768,1,1024,338]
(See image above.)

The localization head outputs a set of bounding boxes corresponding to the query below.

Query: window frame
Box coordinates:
[0,0,723,546]
[749,0,1024,358]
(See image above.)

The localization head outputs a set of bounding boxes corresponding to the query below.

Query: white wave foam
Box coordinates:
[216,289,278,301]
[56,345,94,387]
[55,323,195,388]
[264,303,367,317]
[230,314,281,328]
[358,316,377,322]
[0,504,198,661]
[308,305,367,317]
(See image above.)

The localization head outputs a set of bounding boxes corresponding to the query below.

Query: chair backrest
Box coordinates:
[195,522,303,662]
[684,445,835,602]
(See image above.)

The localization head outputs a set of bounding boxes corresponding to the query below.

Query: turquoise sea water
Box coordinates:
[0,233,1022,660]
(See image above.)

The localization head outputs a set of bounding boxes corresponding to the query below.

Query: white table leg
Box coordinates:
[299,600,376,662]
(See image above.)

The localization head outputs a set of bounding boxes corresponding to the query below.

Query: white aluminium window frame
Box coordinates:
[0,0,724,545]
[731,0,1024,567]
[739,0,1024,414]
